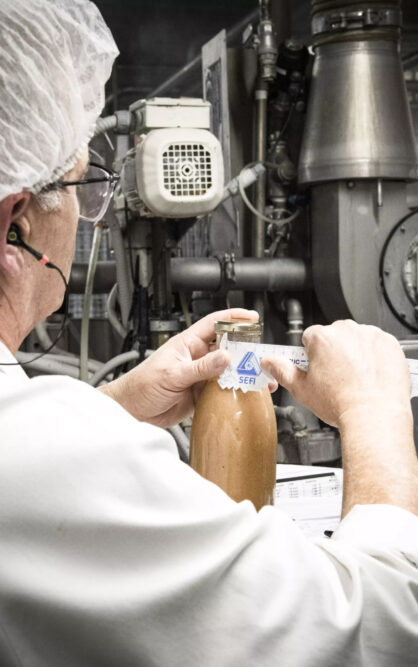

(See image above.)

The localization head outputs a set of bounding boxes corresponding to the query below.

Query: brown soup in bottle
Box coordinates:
[190,321,277,511]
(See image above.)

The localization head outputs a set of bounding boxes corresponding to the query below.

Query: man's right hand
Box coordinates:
[262,320,418,517]
[261,319,412,429]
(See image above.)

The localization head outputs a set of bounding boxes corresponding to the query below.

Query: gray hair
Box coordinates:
[34,185,63,213]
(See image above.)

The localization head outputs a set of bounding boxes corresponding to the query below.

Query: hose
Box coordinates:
[36,353,103,372]
[80,223,103,382]
[35,322,67,354]
[167,424,190,463]
[88,349,153,387]
[107,211,132,328]
[16,354,82,379]
[94,115,117,137]
[107,283,128,338]
[238,162,301,227]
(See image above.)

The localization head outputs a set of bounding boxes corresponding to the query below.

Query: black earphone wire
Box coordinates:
[0,226,69,366]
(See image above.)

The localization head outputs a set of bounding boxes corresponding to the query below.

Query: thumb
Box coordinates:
[261,356,306,399]
[184,350,229,385]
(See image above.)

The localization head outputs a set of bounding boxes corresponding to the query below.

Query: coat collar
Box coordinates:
[0,341,29,381]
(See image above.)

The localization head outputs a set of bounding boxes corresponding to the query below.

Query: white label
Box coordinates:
[218,335,418,399]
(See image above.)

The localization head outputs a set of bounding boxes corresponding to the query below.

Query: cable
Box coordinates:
[107,283,128,338]
[0,225,69,366]
[238,161,301,226]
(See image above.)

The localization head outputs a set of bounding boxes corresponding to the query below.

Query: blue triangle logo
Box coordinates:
[237,351,262,377]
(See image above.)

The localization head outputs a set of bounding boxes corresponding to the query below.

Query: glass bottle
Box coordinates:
[190,321,277,511]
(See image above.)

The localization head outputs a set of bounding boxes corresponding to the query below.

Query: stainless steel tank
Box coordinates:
[299,1,418,184]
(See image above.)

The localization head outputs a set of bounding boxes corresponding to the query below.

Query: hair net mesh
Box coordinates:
[0,0,119,200]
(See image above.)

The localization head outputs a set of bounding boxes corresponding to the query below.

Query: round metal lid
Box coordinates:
[214,320,263,333]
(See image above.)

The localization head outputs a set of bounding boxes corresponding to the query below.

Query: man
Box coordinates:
[0,1,416,666]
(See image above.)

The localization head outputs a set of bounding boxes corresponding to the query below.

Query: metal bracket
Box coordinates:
[312,9,402,36]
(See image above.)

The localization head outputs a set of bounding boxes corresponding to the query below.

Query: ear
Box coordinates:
[0,192,31,277]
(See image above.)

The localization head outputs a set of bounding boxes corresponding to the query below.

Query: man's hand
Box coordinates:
[261,319,412,428]
[99,308,258,428]
[262,320,418,516]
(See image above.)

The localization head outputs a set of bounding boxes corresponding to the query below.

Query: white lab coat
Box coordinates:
[0,341,417,667]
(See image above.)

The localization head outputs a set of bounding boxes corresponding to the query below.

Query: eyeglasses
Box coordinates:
[60,162,120,223]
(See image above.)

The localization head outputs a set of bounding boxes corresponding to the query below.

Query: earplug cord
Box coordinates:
[0,225,69,366]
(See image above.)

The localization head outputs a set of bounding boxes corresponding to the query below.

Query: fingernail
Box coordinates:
[261,360,272,374]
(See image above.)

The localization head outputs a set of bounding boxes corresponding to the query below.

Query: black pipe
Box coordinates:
[70,257,311,294]
[70,262,117,294]
[171,257,311,292]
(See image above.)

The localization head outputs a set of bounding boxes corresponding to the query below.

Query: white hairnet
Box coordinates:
[0,0,119,200]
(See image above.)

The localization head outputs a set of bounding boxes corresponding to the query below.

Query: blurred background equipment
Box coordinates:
[23,0,418,463]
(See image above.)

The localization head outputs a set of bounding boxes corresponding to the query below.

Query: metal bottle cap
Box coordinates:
[214,321,263,333]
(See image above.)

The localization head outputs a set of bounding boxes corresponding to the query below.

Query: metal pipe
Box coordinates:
[148,9,259,98]
[270,0,292,38]
[253,80,269,320]
[259,0,272,22]
[285,298,304,346]
[70,261,117,294]
[152,222,171,317]
[70,257,310,294]
[170,257,310,292]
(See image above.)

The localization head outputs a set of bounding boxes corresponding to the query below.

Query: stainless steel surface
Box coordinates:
[311,0,400,14]
[381,213,418,330]
[70,261,117,294]
[170,257,310,292]
[201,30,238,261]
[311,180,415,337]
[299,40,418,184]
[312,8,402,38]
[202,30,232,182]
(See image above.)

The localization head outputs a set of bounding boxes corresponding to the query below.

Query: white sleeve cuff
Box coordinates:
[331,504,418,561]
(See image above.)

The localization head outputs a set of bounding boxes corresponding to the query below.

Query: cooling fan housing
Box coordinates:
[135,127,224,218]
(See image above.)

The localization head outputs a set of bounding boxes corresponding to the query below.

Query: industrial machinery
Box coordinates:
[25,0,418,463]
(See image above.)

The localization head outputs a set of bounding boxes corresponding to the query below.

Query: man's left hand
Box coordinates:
[99,308,258,427]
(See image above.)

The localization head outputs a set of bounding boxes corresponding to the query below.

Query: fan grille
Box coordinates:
[163,143,212,197]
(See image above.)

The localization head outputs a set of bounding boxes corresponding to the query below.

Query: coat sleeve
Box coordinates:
[0,374,417,667]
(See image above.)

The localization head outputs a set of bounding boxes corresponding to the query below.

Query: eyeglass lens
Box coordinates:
[77,164,114,223]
